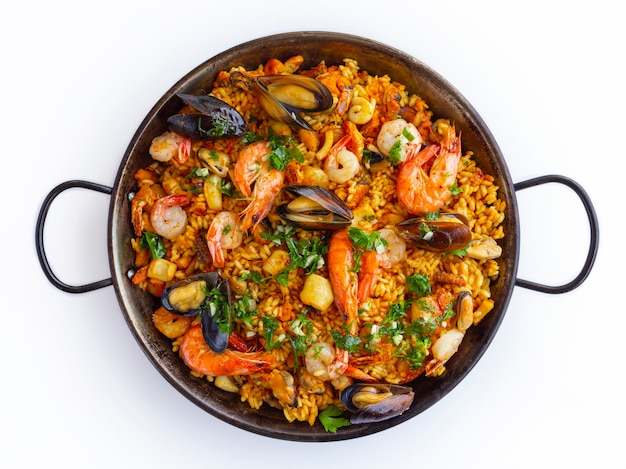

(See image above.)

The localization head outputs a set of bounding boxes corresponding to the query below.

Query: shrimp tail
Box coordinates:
[343,365,378,383]
[179,326,274,376]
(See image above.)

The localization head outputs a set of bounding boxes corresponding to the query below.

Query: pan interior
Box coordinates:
[108,31,519,442]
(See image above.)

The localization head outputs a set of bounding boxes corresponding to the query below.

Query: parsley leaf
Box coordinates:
[257,226,328,283]
[289,311,314,371]
[140,231,166,259]
[347,227,387,271]
[445,246,468,257]
[266,128,305,170]
[406,273,431,298]
[399,336,432,369]
[449,181,463,197]
[261,315,283,350]
[319,405,351,433]
[330,328,361,352]
[389,139,404,165]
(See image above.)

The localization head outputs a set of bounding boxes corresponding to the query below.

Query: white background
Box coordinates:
[3,1,622,467]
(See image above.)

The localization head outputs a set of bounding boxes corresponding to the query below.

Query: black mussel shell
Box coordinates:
[166,94,247,140]
[231,72,332,130]
[161,272,231,353]
[340,383,415,424]
[276,185,353,231]
[255,75,333,112]
[199,276,231,354]
[396,212,471,253]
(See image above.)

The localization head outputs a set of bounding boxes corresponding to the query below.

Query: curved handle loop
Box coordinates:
[513,175,599,294]
[36,180,113,294]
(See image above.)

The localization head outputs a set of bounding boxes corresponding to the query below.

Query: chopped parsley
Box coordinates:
[206,114,230,137]
[330,328,361,353]
[347,227,387,271]
[388,139,403,165]
[449,181,463,197]
[186,167,210,179]
[199,286,231,334]
[243,225,328,286]
[289,312,314,370]
[266,129,305,170]
[261,315,283,350]
[406,273,431,298]
[231,291,257,328]
[243,129,305,171]
[388,128,416,165]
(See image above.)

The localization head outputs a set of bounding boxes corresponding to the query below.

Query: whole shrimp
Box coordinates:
[396,123,462,215]
[149,131,191,164]
[131,184,164,236]
[233,141,271,197]
[326,228,386,380]
[322,121,364,183]
[150,193,190,240]
[205,211,243,268]
[317,71,353,116]
[234,141,284,232]
[179,325,274,376]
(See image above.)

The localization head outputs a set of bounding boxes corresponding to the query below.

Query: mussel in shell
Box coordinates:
[166,93,247,140]
[231,71,333,130]
[341,383,415,424]
[161,272,231,353]
[276,185,353,230]
[396,212,471,253]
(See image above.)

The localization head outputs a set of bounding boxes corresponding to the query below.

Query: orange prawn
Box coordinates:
[179,325,274,376]
[239,169,284,232]
[205,211,243,268]
[326,229,360,379]
[131,184,162,236]
[149,131,191,164]
[357,250,382,304]
[317,71,352,116]
[396,124,462,215]
[150,193,190,240]
[233,141,272,198]
[233,141,284,232]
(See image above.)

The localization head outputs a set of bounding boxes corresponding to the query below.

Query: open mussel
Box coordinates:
[161,272,231,353]
[166,93,247,140]
[341,383,415,424]
[396,212,471,253]
[231,71,333,130]
[276,185,353,230]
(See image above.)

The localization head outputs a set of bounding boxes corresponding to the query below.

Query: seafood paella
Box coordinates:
[128,55,505,430]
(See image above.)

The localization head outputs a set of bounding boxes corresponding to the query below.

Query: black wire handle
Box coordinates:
[35,180,113,293]
[513,175,599,294]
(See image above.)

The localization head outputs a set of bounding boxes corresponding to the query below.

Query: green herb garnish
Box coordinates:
[449,181,463,197]
[330,328,361,353]
[347,227,387,271]
[199,286,231,334]
[406,273,431,298]
[261,315,283,350]
[388,139,403,165]
[266,128,305,170]
[186,167,210,179]
[231,291,257,327]
[140,231,166,259]
[319,405,351,433]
